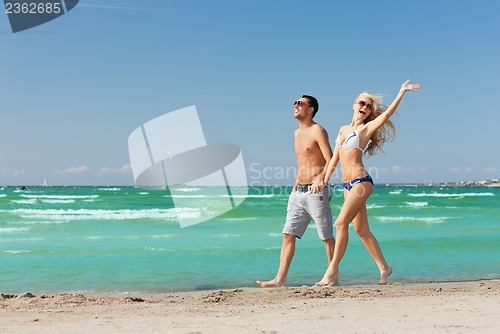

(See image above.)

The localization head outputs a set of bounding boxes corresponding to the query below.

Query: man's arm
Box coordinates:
[311,125,333,193]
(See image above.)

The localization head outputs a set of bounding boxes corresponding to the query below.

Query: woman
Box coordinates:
[316,80,420,286]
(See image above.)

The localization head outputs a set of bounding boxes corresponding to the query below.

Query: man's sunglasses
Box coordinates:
[294,100,309,107]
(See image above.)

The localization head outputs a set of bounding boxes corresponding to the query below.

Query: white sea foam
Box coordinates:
[238,194,275,198]
[167,194,274,199]
[408,192,494,198]
[404,201,428,208]
[40,199,76,204]
[374,215,451,224]
[98,187,121,191]
[389,190,402,195]
[219,233,245,237]
[222,217,257,221]
[1,237,45,242]
[3,250,31,254]
[11,199,37,205]
[366,204,386,209]
[126,234,173,240]
[62,234,174,241]
[262,246,281,250]
[145,247,167,252]
[0,227,30,233]
[151,234,173,239]
[8,220,68,225]
[172,207,202,219]
[172,187,202,192]
[167,194,207,198]
[4,207,196,221]
[20,194,99,200]
[0,194,6,198]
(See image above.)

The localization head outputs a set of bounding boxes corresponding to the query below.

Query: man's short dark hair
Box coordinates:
[302,95,319,118]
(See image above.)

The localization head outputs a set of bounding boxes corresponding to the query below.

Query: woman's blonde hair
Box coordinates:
[356,92,396,156]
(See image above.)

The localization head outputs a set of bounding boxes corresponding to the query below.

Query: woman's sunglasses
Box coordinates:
[357,101,373,110]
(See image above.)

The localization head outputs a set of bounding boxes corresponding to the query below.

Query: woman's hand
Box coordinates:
[401,79,421,92]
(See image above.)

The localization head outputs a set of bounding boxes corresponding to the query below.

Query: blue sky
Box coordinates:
[1,0,499,186]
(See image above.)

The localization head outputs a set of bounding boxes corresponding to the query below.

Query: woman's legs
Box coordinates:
[316,183,372,286]
[352,204,392,284]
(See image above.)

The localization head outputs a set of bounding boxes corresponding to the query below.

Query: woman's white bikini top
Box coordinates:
[335,126,364,152]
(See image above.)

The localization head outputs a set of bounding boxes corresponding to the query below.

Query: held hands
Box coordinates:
[401,79,421,92]
[310,175,325,193]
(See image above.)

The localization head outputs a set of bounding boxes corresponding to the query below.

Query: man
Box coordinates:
[257,95,335,288]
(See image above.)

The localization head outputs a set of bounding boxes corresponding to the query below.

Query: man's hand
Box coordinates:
[310,175,325,193]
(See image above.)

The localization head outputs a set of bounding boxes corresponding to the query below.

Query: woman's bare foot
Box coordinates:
[315,271,339,287]
[315,278,339,287]
[256,278,285,288]
[378,267,393,285]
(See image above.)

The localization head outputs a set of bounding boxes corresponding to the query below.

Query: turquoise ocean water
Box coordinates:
[1,186,499,294]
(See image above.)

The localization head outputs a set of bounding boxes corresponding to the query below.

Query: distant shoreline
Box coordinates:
[385,180,500,188]
[2,182,500,188]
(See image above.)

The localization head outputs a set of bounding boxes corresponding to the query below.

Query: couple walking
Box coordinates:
[257,80,420,287]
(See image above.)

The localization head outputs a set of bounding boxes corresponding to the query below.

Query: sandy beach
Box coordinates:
[1,280,499,333]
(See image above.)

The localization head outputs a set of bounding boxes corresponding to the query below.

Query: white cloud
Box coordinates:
[13,169,26,176]
[391,165,407,173]
[99,164,131,174]
[54,165,91,174]
[0,168,28,177]
[1,169,26,176]
[379,167,390,174]
[78,4,171,13]
[120,164,131,172]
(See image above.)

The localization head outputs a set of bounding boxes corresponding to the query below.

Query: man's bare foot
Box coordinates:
[256,278,285,288]
[378,267,393,285]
